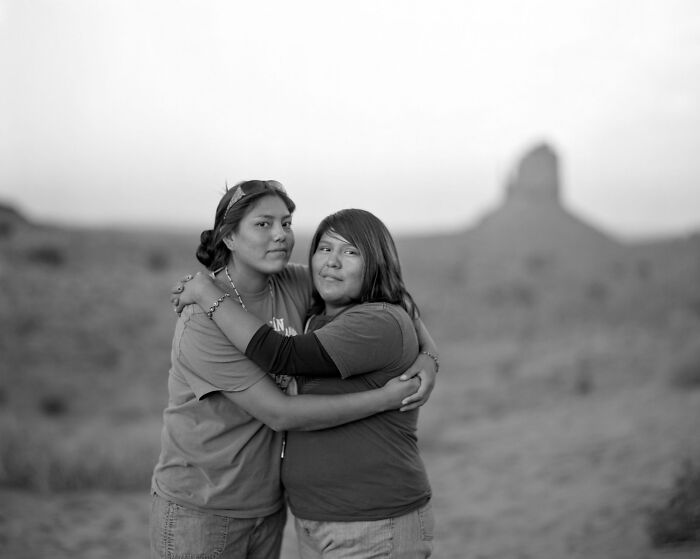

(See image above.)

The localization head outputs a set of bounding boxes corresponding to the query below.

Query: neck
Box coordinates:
[324,303,353,319]
[225,260,269,292]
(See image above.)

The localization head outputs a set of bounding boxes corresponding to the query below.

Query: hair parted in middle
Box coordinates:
[307,208,419,319]
[196,180,295,271]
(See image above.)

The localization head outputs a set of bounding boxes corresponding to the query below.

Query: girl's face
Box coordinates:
[311,230,364,315]
[226,195,294,279]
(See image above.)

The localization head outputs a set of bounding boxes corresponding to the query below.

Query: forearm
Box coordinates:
[399,317,439,411]
[246,325,342,377]
[195,282,264,352]
[262,389,393,432]
[413,318,440,375]
[414,317,439,361]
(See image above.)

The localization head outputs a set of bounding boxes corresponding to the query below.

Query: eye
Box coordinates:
[255,220,271,228]
[344,247,360,256]
[316,245,331,253]
[283,219,293,230]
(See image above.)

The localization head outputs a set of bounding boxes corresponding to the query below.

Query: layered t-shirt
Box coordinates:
[151,263,311,517]
[277,303,432,521]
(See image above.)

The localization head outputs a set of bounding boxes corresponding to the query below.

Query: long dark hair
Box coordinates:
[308,209,419,318]
[196,180,295,271]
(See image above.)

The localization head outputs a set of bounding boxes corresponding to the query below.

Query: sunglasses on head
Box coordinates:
[223,180,287,219]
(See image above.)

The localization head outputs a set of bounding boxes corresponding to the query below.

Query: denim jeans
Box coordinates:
[150,493,287,559]
[294,502,434,558]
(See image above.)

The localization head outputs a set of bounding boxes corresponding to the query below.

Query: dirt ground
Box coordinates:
[2,376,699,559]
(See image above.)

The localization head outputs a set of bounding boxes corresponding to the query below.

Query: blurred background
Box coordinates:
[1,1,699,558]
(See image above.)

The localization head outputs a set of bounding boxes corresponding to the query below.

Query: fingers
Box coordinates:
[171,274,193,294]
[400,380,425,410]
[401,392,422,405]
[171,294,184,315]
[399,393,424,412]
[399,402,422,412]
[171,283,185,294]
[168,273,194,315]
[399,368,420,381]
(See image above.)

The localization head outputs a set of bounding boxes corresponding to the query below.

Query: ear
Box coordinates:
[223,235,235,252]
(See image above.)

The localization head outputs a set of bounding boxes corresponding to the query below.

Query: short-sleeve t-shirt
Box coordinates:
[282,303,432,521]
[152,263,311,517]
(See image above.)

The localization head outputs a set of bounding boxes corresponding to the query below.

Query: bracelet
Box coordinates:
[207,293,230,319]
[420,351,440,373]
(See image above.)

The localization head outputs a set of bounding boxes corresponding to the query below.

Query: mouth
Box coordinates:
[320,274,342,282]
[267,248,288,256]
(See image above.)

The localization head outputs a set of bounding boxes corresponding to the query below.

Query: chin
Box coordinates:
[262,260,289,274]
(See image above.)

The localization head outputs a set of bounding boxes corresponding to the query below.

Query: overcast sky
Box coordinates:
[1,0,699,238]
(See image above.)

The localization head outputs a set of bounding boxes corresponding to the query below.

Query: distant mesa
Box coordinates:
[0,201,30,237]
[464,142,624,285]
[505,143,560,204]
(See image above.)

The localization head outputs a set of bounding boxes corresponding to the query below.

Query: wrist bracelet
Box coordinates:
[207,293,230,319]
[420,351,440,373]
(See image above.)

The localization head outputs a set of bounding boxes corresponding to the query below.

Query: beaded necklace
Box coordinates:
[224,265,274,315]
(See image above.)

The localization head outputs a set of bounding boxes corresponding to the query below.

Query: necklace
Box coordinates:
[225,266,248,311]
[225,266,274,314]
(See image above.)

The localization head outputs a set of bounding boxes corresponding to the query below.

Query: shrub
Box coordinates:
[573,356,594,396]
[25,246,66,267]
[0,221,13,238]
[147,250,170,272]
[688,299,700,319]
[585,281,609,304]
[647,460,700,547]
[669,342,700,389]
[637,259,652,281]
[525,253,552,275]
[484,282,537,308]
[39,395,69,417]
[16,315,41,336]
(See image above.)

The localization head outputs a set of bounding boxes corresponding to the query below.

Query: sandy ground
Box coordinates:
[2,378,699,559]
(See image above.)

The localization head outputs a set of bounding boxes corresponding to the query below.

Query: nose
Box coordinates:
[324,251,340,268]
[271,223,287,242]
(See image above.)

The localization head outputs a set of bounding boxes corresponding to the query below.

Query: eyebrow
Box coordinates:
[252,213,292,219]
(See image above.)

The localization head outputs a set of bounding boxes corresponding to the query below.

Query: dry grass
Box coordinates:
[0,411,161,492]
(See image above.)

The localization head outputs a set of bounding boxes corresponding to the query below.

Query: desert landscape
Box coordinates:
[1,145,699,558]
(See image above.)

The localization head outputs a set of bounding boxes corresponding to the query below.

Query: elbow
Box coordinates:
[266,414,313,432]
[268,419,289,432]
[255,398,317,432]
[264,411,296,432]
